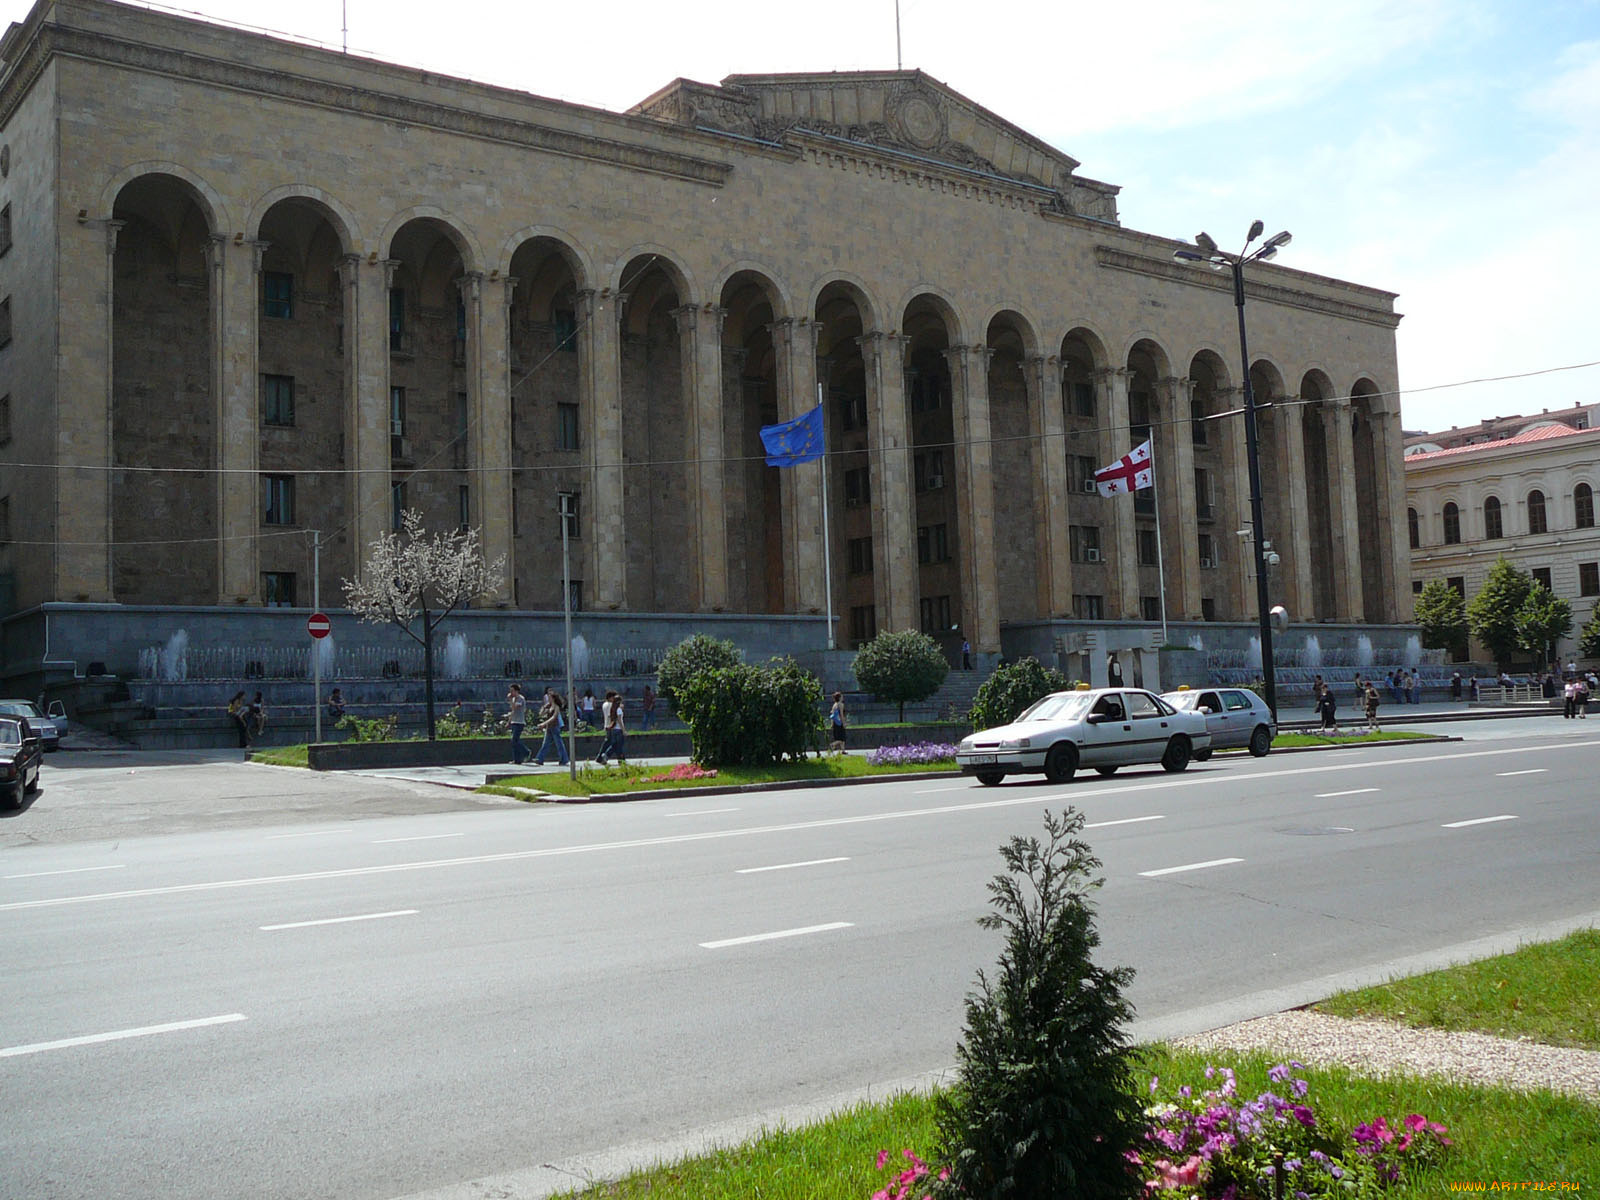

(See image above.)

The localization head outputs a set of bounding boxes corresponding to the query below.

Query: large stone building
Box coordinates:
[0,0,1413,686]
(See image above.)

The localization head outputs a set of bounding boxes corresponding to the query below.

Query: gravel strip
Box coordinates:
[1172,1010,1600,1100]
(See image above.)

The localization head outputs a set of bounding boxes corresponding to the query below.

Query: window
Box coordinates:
[914,451,946,492]
[847,536,873,575]
[1198,532,1216,566]
[566,579,583,612]
[261,571,296,607]
[917,524,949,564]
[1141,596,1162,621]
[1074,455,1098,492]
[1447,575,1465,597]
[1579,562,1599,597]
[1532,566,1553,591]
[553,309,577,352]
[1442,502,1460,545]
[1528,489,1547,535]
[262,374,294,426]
[850,604,877,646]
[1412,580,1424,595]
[557,402,580,451]
[844,467,871,507]
[1483,495,1502,540]
[388,287,406,351]
[1190,398,1208,445]
[1137,528,1158,566]
[0,204,11,258]
[1576,483,1594,529]
[389,387,406,437]
[1201,597,1217,621]
[262,271,293,319]
[261,475,295,525]
[458,484,470,530]
[1194,468,1213,518]
[0,394,9,446]
[453,298,467,364]
[838,392,868,431]
[1069,524,1102,563]
[1408,507,1420,549]
[0,495,9,543]
[1070,380,1096,418]
[557,490,581,539]
[919,594,952,635]
[0,296,11,349]
[391,482,407,530]
[1125,691,1161,719]
[910,371,943,413]
[1072,593,1104,620]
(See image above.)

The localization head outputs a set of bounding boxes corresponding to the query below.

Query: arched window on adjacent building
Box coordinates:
[1443,502,1461,545]
[1484,495,1503,540]
[1576,482,1595,529]
[1408,507,1420,549]
[1528,489,1547,535]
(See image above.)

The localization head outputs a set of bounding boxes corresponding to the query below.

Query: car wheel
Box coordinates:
[1193,747,1212,762]
[25,769,41,795]
[1095,766,1118,777]
[975,770,1004,787]
[1161,735,1191,773]
[2,785,20,810]
[1043,743,1078,784]
[1249,726,1273,757]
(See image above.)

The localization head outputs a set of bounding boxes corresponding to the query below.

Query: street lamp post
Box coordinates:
[1175,221,1291,718]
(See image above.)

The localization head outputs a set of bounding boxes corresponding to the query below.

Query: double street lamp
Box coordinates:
[1174,221,1291,718]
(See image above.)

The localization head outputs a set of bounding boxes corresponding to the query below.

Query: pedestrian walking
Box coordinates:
[640,684,656,731]
[1364,682,1381,732]
[506,682,528,764]
[1450,671,1462,701]
[829,691,847,752]
[1318,686,1338,732]
[227,690,249,748]
[533,688,569,765]
[593,690,625,765]
[961,639,972,670]
[1107,651,1124,687]
[1311,675,1325,713]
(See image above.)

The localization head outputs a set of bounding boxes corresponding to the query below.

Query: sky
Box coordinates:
[17,0,1600,435]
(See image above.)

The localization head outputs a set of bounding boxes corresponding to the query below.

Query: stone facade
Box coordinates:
[0,0,1410,672]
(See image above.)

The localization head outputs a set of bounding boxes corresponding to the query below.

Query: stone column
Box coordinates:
[1276,397,1314,619]
[675,303,729,611]
[1325,397,1365,621]
[721,346,751,613]
[1377,408,1409,623]
[1219,387,1253,620]
[211,234,264,604]
[462,271,514,603]
[339,254,394,570]
[1024,354,1072,617]
[1100,368,1140,620]
[1160,376,1202,620]
[55,220,122,600]
[577,287,626,609]
[860,331,915,633]
[945,345,999,653]
[771,317,825,615]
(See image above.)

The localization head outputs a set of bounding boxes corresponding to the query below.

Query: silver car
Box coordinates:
[1160,686,1276,758]
[0,700,63,751]
[957,687,1211,785]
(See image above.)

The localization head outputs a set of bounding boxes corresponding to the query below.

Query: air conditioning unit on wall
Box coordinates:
[1083,479,1099,493]
[1200,556,1216,569]
[1083,547,1101,563]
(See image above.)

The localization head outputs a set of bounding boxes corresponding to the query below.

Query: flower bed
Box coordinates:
[866,742,959,767]
[645,762,719,784]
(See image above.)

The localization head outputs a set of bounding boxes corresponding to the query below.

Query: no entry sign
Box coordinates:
[307,612,332,639]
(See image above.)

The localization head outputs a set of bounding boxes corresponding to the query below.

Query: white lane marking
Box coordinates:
[701,922,853,949]
[1316,788,1380,798]
[260,909,417,931]
[1085,815,1165,829]
[10,739,1596,914]
[737,857,851,875]
[4,864,126,880]
[1495,769,1547,777]
[665,808,740,817]
[265,828,354,840]
[1443,815,1519,828]
[1139,857,1244,878]
[371,833,466,844]
[0,1013,247,1059]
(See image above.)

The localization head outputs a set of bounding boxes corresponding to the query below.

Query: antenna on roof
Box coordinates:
[895,0,902,70]
[341,0,348,53]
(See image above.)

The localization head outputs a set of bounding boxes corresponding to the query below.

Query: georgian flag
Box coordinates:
[1094,439,1154,497]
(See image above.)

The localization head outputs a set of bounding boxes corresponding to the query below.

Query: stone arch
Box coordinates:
[247,185,358,252]
[1126,338,1176,624]
[101,162,228,232]
[814,280,875,643]
[719,268,787,614]
[985,310,1040,625]
[904,292,965,658]
[380,207,482,273]
[806,272,880,335]
[1350,377,1390,621]
[607,245,696,309]
[712,260,794,324]
[1298,370,1337,619]
[894,284,972,345]
[497,225,594,289]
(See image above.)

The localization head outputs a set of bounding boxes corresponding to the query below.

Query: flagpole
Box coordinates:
[818,381,835,651]
[1151,443,1169,647]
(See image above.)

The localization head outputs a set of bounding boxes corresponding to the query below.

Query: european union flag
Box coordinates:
[759,403,825,467]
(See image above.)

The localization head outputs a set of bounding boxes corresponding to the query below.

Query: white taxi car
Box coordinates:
[1160,686,1276,759]
[957,686,1211,785]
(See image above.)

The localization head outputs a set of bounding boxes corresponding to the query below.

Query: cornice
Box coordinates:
[2,22,732,187]
[1093,246,1403,330]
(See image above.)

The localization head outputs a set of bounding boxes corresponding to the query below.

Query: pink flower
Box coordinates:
[876,1149,891,1170]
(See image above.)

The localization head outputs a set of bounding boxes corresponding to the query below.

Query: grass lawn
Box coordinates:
[1270,730,1436,749]
[250,745,309,767]
[484,754,958,798]
[548,1050,1598,1198]
[1315,927,1600,1050]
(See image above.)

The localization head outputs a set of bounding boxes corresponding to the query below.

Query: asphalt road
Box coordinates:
[3,723,1598,1199]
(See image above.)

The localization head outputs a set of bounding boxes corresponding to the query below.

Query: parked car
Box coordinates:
[1160,686,1276,758]
[956,686,1211,785]
[0,699,63,751]
[0,715,43,807]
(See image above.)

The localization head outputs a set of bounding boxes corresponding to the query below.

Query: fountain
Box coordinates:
[571,633,591,679]
[307,635,336,680]
[1404,633,1422,666]
[158,630,189,681]
[1356,634,1374,667]
[1188,634,1205,652]
[1247,635,1262,671]
[1303,634,1322,668]
[443,632,469,679]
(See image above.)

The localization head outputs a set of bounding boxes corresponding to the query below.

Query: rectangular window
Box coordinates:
[389,387,406,437]
[1532,566,1553,591]
[1141,596,1162,621]
[262,374,295,426]
[553,309,578,352]
[914,451,946,492]
[917,523,950,564]
[458,484,470,530]
[850,604,877,646]
[1071,380,1095,418]
[1069,524,1102,563]
[566,579,583,612]
[261,571,296,607]
[919,594,952,635]
[0,204,11,258]
[1190,398,1208,445]
[0,394,10,446]
[838,392,868,431]
[1137,528,1158,566]
[1074,455,1098,493]
[1195,468,1214,519]
[558,490,581,539]
[848,536,873,575]
[261,475,295,525]
[454,298,468,365]
[844,466,871,507]
[0,297,11,348]
[0,495,9,543]
[1201,597,1217,622]
[388,287,406,351]
[1198,532,1216,567]
[262,271,293,319]
[1134,489,1156,517]
[391,482,407,531]
[557,402,580,451]
[1447,575,1466,597]
[910,372,943,414]
[1579,562,1599,597]
[1412,579,1424,595]
[1072,593,1104,620]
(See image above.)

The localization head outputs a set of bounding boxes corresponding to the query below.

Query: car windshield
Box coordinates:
[0,701,42,719]
[1015,693,1094,723]
[1164,692,1198,710]
[0,720,21,746]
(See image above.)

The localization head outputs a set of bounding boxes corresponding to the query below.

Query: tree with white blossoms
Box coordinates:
[343,510,507,740]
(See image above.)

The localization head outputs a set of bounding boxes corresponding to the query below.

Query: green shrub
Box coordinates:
[656,633,742,708]
[434,704,477,739]
[852,629,949,720]
[935,808,1144,1200]
[677,656,824,767]
[967,657,1068,731]
[336,713,398,742]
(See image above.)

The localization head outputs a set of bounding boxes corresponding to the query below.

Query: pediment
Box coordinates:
[631,70,1119,222]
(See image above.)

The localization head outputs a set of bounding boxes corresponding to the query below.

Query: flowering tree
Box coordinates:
[343,510,507,740]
